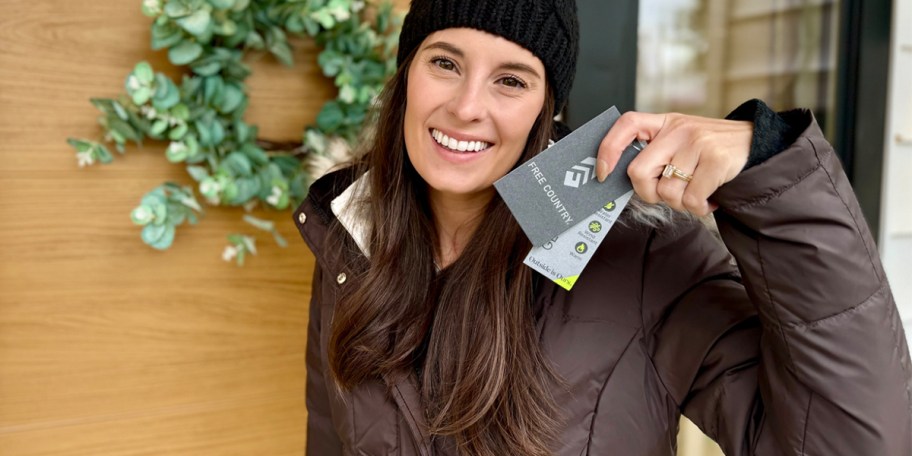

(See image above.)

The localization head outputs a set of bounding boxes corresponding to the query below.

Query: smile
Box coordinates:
[431,129,492,153]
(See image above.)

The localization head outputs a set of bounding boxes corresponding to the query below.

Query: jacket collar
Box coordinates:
[294,169,437,454]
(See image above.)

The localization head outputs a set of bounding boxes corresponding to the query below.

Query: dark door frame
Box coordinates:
[834,0,892,240]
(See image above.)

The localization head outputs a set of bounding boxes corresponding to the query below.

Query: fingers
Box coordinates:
[595,111,751,217]
[596,112,667,182]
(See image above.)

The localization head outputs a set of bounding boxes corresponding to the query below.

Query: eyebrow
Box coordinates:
[422,41,543,80]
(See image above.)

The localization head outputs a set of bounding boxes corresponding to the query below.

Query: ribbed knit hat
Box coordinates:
[397,0,580,115]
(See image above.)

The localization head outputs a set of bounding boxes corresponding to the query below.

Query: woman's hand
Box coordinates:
[595,112,753,217]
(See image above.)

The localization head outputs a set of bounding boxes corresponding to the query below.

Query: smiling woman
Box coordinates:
[403,29,549,264]
[292,0,912,455]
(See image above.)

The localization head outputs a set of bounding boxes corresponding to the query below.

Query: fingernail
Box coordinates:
[596,159,608,182]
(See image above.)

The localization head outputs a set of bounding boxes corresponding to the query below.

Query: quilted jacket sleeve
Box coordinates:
[648,111,912,455]
[305,264,344,455]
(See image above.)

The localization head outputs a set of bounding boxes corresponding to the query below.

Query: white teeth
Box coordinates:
[431,129,490,152]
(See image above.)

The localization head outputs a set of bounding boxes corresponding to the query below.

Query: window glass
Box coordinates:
[637,0,840,138]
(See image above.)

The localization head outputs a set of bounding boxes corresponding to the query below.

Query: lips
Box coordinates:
[430,128,492,153]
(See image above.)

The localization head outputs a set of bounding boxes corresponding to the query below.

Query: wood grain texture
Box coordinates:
[0,0,403,454]
[0,0,717,454]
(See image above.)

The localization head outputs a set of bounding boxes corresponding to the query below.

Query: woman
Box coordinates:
[293,0,912,455]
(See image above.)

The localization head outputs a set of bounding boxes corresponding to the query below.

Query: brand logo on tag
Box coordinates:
[563,157,597,188]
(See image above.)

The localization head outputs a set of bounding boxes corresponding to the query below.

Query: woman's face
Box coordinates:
[404,28,547,200]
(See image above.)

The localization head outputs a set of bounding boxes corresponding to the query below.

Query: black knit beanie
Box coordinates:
[397,0,580,115]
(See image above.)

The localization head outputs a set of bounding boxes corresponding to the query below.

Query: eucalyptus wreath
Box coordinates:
[68,0,400,265]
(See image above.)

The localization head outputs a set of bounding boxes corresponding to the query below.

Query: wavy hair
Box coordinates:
[325,49,562,456]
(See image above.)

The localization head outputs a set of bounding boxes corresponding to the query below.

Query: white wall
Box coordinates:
[882,0,912,340]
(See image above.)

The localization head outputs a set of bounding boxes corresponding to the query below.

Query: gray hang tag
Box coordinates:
[494,106,643,247]
[524,191,633,290]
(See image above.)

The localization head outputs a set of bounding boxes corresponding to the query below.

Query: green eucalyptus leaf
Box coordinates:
[234,120,249,143]
[95,144,114,164]
[191,60,222,76]
[166,141,189,162]
[230,0,248,11]
[131,87,152,105]
[286,15,304,34]
[187,165,209,182]
[223,151,252,176]
[90,98,116,115]
[214,18,237,35]
[242,214,274,232]
[134,62,155,84]
[240,143,268,166]
[141,192,168,219]
[164,1,192,18]
[151,27,183,50]
[67,138,93,153]
[108,117,142,142]
[272,230,288,248]
[219,83,243,113]
[312,9,335,29]
[196,121,212,146]
[208,0,234,9]
[153,83,181,110]
[317,50,342,76]
[168,122,189,140]
[184,134,200,157]
[171,103,190,120]
[203,76,224,105]
[151,119,169,136]
[222,181,239,202]
[204,120,224,146]
[339,84,355,103]
[165,205,187,225]
[303,17,320,36]
[154,73,171,99]
[148,224,176,250]
[111,101,130,121]
[245,31,264,49]
[107,127,125,145]
[269,41,293,66]
[316,101,344,132]
[142,222,168,244]
[177,10,211,36]
[230,178,257,203]
[169,41,203,65]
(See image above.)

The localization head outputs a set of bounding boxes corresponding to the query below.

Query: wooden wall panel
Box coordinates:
[0,0,404,454]
[0,1,722,455]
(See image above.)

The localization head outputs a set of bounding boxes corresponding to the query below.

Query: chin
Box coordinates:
[426,177,488,196]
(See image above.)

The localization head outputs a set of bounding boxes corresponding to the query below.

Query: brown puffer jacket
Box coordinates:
[293,111,912,455]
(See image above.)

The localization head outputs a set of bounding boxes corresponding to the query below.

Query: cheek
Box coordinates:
[498,102,543,156]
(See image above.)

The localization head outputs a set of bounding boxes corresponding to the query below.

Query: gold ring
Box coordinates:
[662,164,693,183]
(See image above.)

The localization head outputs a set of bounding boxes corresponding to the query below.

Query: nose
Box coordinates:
[446,78,487,123]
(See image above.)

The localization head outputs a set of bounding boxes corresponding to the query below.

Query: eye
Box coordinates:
[430,56,457,72]
[499,75,528,89]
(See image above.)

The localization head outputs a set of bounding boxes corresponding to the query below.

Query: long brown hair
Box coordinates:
[327,49,561,456]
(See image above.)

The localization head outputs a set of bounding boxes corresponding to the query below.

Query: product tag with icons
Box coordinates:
[495,105,644,290]
[494,106,642,247]
[523,190,633,290]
